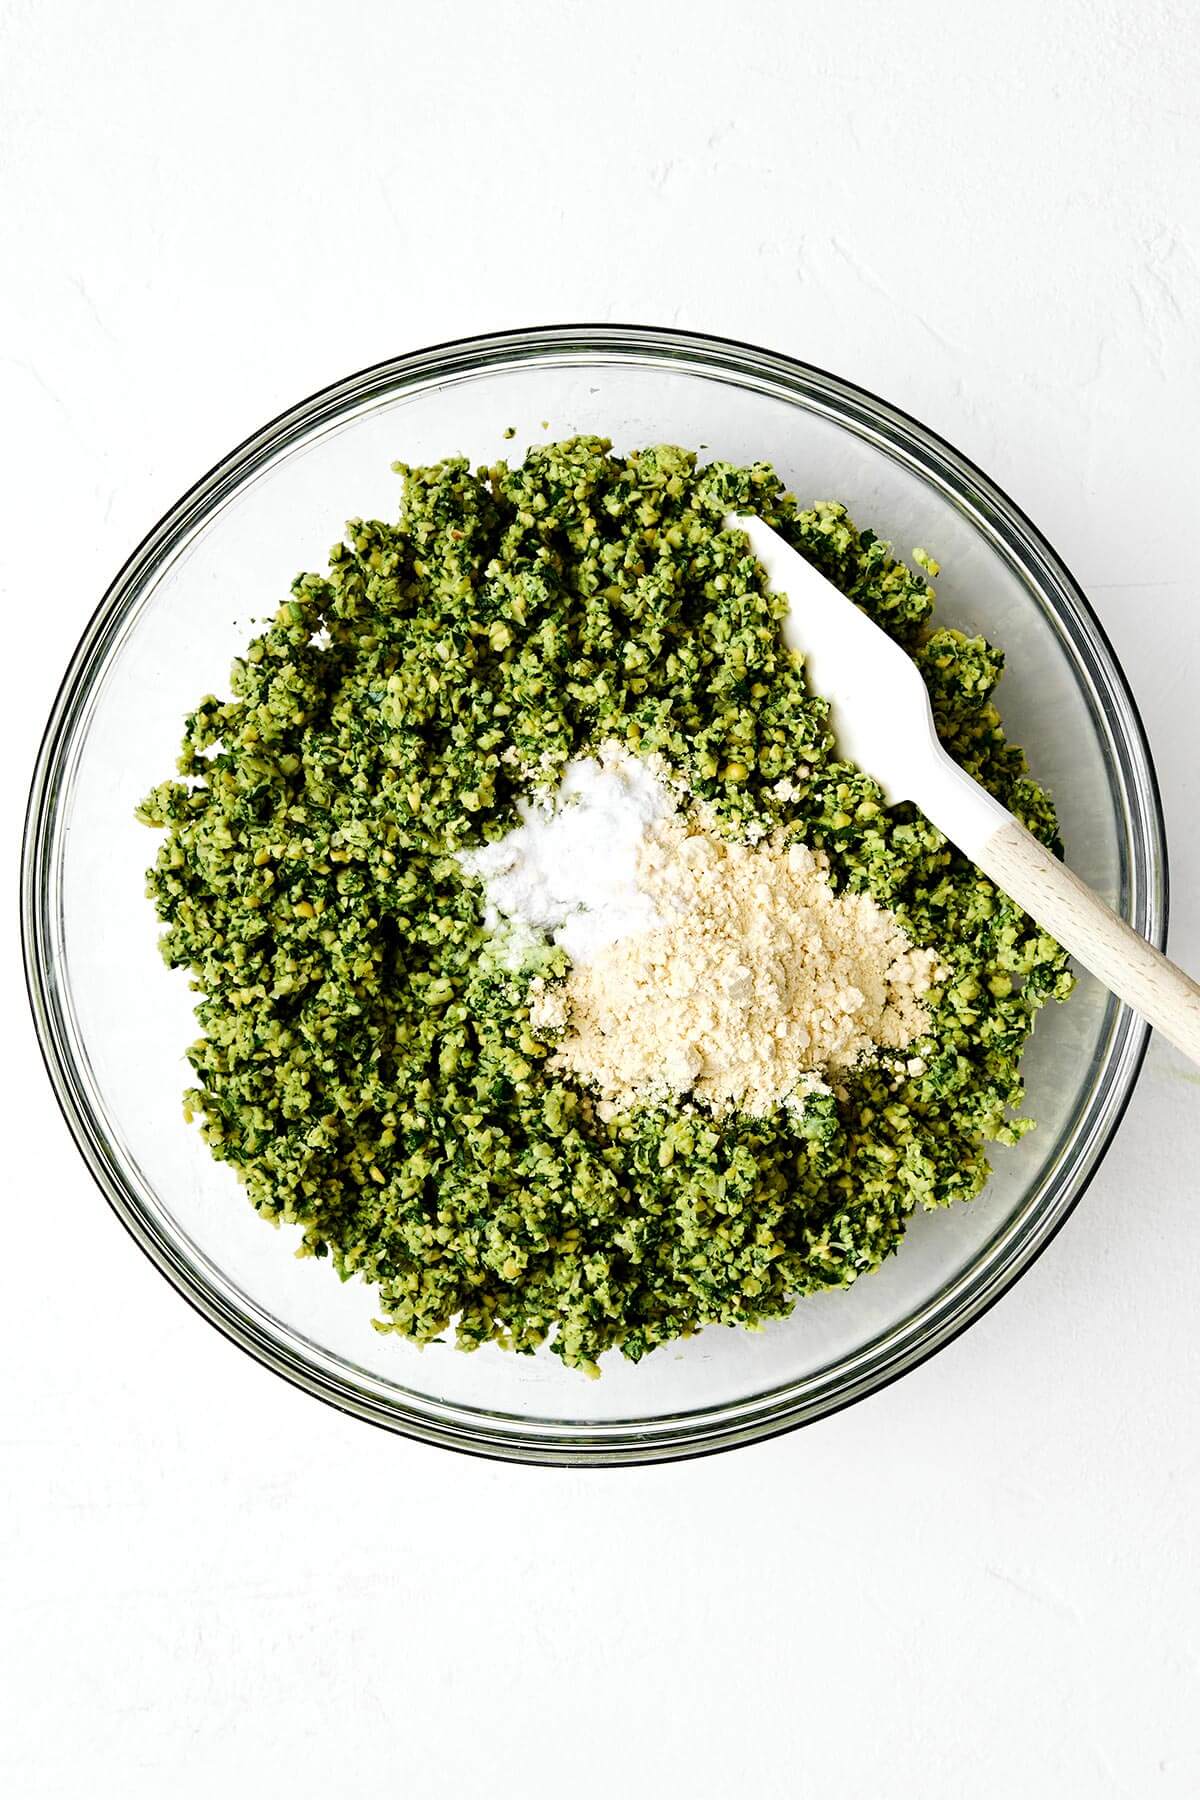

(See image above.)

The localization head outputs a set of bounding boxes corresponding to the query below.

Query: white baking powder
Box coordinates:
[457,743,675,965]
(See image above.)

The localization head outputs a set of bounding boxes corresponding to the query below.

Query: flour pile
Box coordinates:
[460,744,940,1118]
[457,747,672,965]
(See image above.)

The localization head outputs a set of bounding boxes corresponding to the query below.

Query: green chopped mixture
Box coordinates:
[137,438,1073,1374]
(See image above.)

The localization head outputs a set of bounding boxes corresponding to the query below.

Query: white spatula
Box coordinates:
[732,513,1200,1067]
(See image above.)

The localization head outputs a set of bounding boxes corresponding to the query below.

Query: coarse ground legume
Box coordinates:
[137,438,1073,1374]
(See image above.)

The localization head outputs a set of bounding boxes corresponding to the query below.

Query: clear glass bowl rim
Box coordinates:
[21,323,1166,1466]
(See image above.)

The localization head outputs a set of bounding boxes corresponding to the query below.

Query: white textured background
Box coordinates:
[3,2,1199,1794]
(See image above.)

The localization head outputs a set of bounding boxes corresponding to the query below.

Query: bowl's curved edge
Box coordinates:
[20,321,1166,1466]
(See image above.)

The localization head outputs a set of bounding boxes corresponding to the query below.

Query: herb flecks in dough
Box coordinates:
[138,439,1073,1374]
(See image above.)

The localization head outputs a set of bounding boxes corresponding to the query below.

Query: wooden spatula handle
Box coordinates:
[976,819,1200,1065]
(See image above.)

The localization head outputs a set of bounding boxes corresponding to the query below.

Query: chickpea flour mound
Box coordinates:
[524,756,941,1117]
[138,437,1074,1374]
[468,740,942,1117]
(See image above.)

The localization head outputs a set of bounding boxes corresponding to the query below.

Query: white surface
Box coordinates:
[2,1,1199,1794]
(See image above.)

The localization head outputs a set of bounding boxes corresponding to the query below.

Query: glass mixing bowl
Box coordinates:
[22,325,1165,1465]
